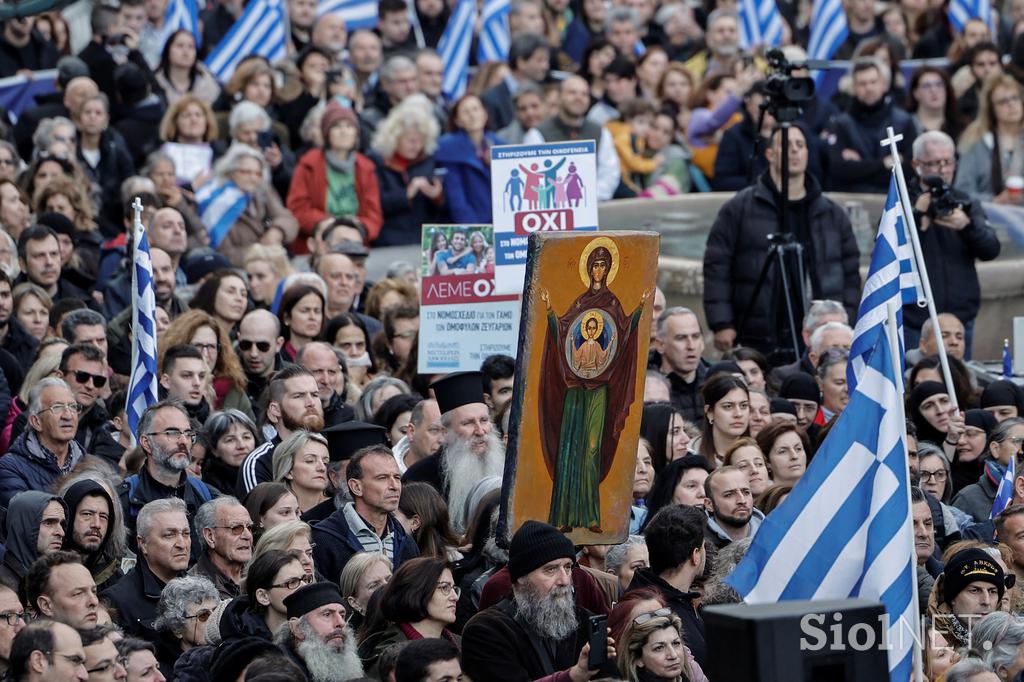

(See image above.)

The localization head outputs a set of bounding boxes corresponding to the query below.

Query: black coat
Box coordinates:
[0,318,38,371]
[113,99,166,169]
[77,128,135,227]
[628,568,707,670]
[703,173,861,351]
[0,30,57,77]
[310,505,419,585]
[902,185,1000,331]
[402,451,446,495]
[368,152,447,247]
[826,97,916,193]
[461,597,591,682]
[100,559,171,640]
[323,392,355,428]
[13,95,66,161]
[480,80,515,131]
[118,465,217,562]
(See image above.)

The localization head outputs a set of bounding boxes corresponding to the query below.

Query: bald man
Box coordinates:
[238,310,284,412]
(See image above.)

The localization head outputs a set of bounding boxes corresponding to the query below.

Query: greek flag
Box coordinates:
[727,322,917,682]
[808,0,848,64]
[848,173,919,394]
[738,0,784,49]
[948,0,993,33]
[204,0,287,82]
[126,205,159,440]
[992,456,1015,519]
[317,0,379,30]
[196,179,248,249]
[478,0,510,63]
[438,0,477,100]
[161,0,201,49]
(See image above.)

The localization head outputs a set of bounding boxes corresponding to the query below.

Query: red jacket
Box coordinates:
[286,148,383,253]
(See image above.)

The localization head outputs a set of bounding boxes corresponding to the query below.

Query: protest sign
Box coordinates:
[490,141,598,294]
[418,225,520,373]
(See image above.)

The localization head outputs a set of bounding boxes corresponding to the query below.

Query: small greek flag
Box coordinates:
[478,0,510,63]
[1004,339,1013,378]
[126,201,159,440]
[993,455,1016,519]
[808,0,848,68]
[438,0,477,100]
[948,0,994,33]
[196,179,248,249]
[316,0,379,30]
[161,0,201,50]
[204,0,287,82]
[738,0,784,49]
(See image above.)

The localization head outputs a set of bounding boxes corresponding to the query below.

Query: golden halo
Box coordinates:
[578,237,620,287]
[581,310,604,338]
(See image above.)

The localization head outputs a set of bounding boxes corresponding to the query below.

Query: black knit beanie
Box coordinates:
[943,548,1008,606]
[508,521,575,581]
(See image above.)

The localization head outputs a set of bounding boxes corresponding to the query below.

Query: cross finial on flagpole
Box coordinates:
[131,197,143,219]
[880,126,904,159]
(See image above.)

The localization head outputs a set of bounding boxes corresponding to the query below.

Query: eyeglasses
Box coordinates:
[41,402,81,416]
[0,610,24,626]
[918,158,955,171]
[86,660,121,675]
[633,607,673,625]
[995,94,1022,107]
[193,342,218,354]
[238,339,272,352]
[1010,437,1024,446]
[391,330,417,340]
[271,574,315,590]
[71,370,107,388]
[919,469,947,482]
[185,609,214,623]
[916,80,944,91]
[213,522,254,536]
[145,428,198,443]
[436,582,460,597]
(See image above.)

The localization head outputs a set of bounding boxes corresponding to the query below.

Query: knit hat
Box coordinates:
[981,380,1023,410]
[284,582,344,619]
[431,371,486,415]
[320,101,358,143]
[965,408,998,435]
[780,374,820,404]
[769,397,797,417]
[942,548,1010,606]
[204,598,232,646]
[508,521,575,581]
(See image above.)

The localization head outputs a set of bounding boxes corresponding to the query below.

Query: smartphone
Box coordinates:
[587,614,608,670]
[256,131,274,150]
[106,33,125,46]
[741,53,754,69]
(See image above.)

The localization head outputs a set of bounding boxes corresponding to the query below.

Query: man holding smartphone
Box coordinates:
[462,521,615,681]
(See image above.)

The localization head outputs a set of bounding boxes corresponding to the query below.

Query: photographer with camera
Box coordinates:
[906,131,1001,355]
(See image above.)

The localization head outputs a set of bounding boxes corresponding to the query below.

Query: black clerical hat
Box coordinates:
[430,371,486,415]
[323,421,388,462]
[284,582,345,619]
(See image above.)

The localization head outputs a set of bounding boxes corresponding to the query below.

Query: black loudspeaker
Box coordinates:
[702,598,892,682]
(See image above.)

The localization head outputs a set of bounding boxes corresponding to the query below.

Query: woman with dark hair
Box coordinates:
[155,29,221,107]
[640,402,691,473]
[756,421,811,486]
[217,549,312,642]
[189,269,249,337]
[357,557,460,676]
[643,454,714,527]
[396,482,463,562]
[755,483,793,515]
[325,312,374,388]
[728,347,770,392]
[426,230,448,276]
[277,284,326,361]
[697,374,750,464]
[436,95,502,224]
[374,393,420,447]
[723,437,769,497]
[244,482,301,543]
[909,381,966,463]
[563,0,608,64]
[952,417,1024,522]
[578,37,618,104]
[952,409,998,494]
[203,409,261,492]
[908,66,966,139]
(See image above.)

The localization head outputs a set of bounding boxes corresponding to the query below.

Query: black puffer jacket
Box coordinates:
[826,96,916,193]
[703,173,861,350]
[367,152,447,247]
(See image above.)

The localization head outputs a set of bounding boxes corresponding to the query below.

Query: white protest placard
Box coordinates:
[418,225,520,373]
[490,141,598,294]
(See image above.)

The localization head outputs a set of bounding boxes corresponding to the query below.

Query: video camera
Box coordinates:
[762,49,816,122]
[922,175,965,218]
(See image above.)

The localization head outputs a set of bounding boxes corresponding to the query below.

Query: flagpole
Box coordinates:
[880,126,959,412]
[886,299,923,682]
[127,197,144,447]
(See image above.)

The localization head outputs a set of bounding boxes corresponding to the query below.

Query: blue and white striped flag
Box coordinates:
[848,172,919,394]
[438,0,477,100]
[948,0,993,34]
[161,0,201,50]
[992,455,1015,519]
[126,203,159,441]
[727,321,917,682]
[478,0,510,63]
[204,0,287,83]
[738,0,784,49]
[196,178,248,249]
[808,0,848,73]
[316,0,379,31]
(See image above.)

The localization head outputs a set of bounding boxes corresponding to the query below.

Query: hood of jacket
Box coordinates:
[4,490,66,576]
[61,479,115,567]
[217,595,273,642]
[706,507,766,543]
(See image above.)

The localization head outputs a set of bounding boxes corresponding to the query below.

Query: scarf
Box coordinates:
[196,178,249,248]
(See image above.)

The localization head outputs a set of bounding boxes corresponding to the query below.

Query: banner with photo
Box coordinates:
[490,141,598,294]
[418,225,520,373]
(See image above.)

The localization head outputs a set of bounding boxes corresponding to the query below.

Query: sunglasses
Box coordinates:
[633,607,672,625]
[238,340,272,353]
[71,370,107,388]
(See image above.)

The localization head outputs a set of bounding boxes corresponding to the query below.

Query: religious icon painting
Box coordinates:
[500,231,660,545]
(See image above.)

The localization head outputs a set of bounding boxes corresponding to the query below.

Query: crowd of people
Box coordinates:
[0,0,1017,680]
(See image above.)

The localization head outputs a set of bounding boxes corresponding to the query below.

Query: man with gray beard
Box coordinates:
[276,582,365,682]
[462,521,615,682]
[403,372,505,533]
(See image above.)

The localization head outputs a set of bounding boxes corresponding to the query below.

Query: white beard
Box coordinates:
[441,432,504,533]
[513,583,578,641]
[296,623,364,682]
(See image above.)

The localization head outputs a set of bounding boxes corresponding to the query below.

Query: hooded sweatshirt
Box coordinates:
[62,479,120,588]
[0,491,66,589]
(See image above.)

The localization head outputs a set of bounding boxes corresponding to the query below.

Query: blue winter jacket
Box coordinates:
[435,130,503,224]
[0,430,86,506]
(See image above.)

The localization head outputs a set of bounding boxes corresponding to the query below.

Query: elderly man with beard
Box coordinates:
[403,372,505,533]
[303,421,389,523]
[59,477,123,591]
[703,466,764,550]
[118,401,215,559]
[236,365,325,498]
[188,497,253,600]
[276,582,365,682]
[0,492,67,591]
[313,444,418,583]
[463,521,614,682]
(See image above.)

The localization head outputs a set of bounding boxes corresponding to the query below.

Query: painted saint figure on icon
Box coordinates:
[539,237,651,533]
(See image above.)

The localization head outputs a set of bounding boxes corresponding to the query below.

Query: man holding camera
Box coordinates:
[906,131,1000,355]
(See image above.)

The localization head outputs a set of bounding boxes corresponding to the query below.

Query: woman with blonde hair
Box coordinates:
[339,552,392,630]
[618,610,696,682]
[252,519,317,578]
[369,95,445,246]
[34,176,96,233]
[364,278,418,322]
[244,243,292,309]
[159,309,254,420]
[12,282,51,342]
[956,73,1024,202]
[158,95,219,184]
[271,430,331,513]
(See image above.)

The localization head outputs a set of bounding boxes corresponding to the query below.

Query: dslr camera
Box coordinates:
[922,175,965,218]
